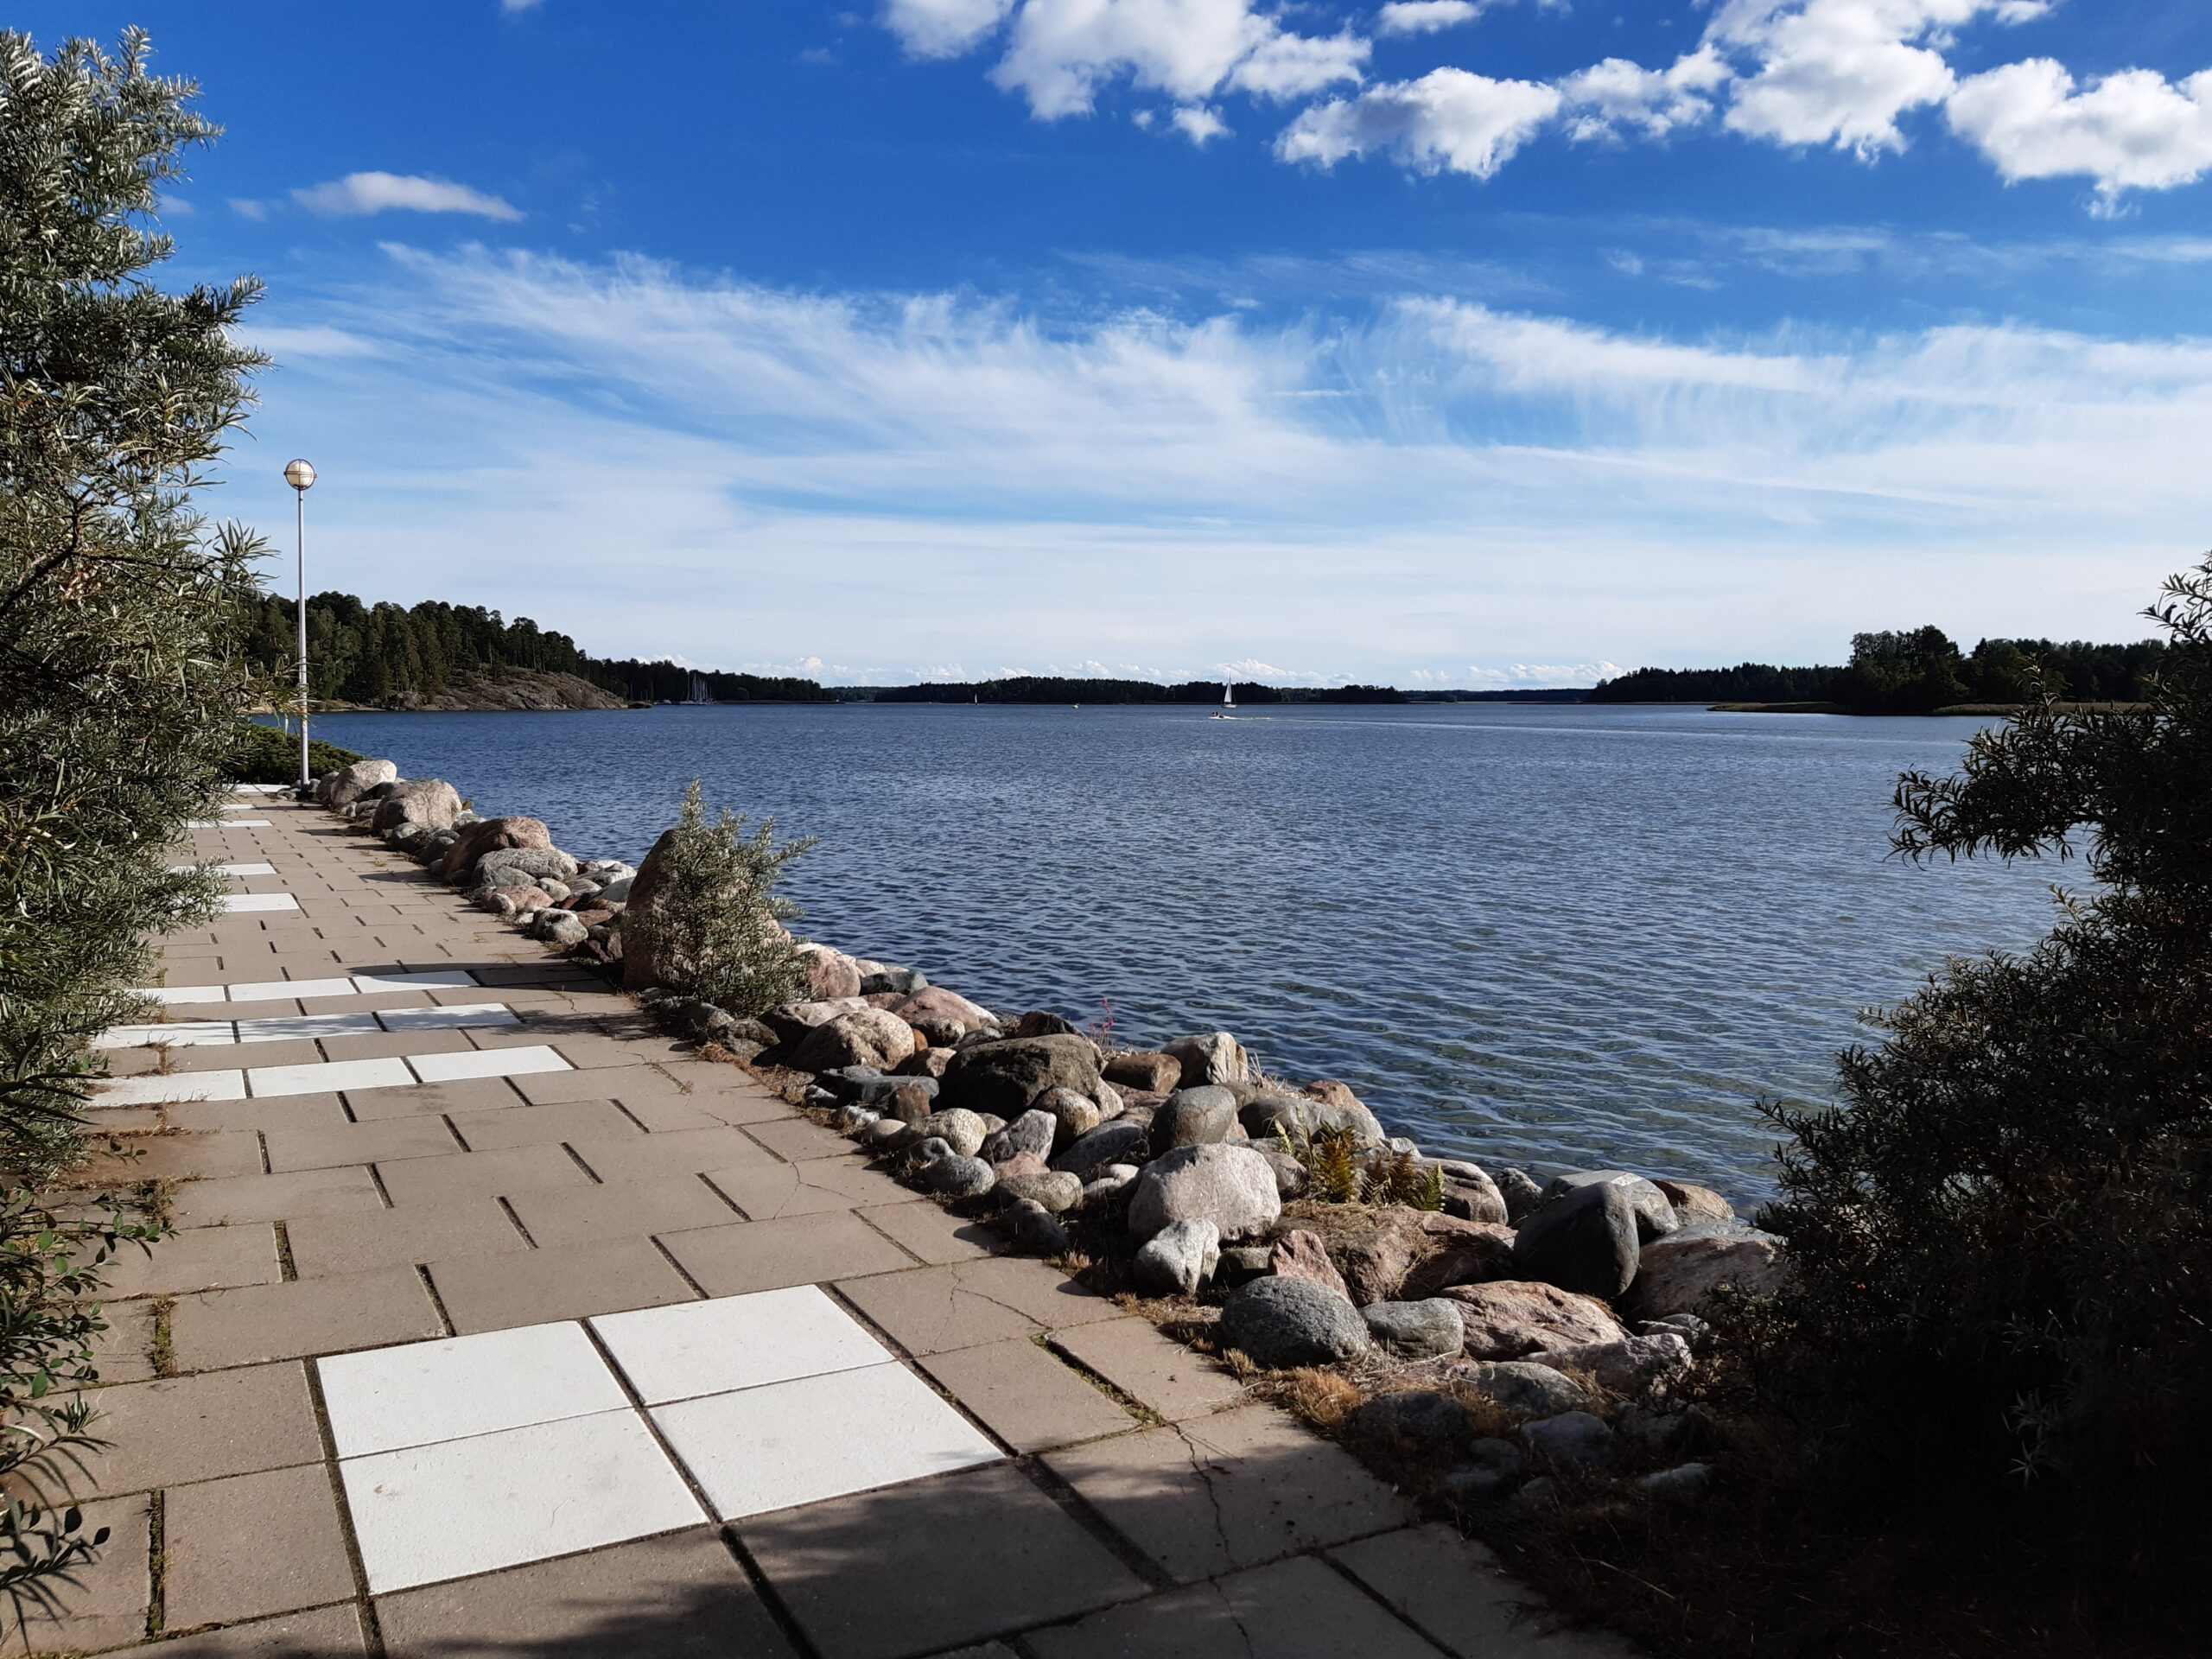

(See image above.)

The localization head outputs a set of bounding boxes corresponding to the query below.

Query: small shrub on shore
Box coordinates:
[650,781,816,1016]
[224,724,365,785]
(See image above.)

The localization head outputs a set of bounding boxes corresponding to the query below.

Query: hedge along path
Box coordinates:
[27,789,1625,1659]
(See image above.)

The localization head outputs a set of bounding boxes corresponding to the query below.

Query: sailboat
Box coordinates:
[1211,681,1234,720]
[683,673,709,705]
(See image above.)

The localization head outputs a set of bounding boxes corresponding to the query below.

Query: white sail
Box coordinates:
[1223,681,1233,707]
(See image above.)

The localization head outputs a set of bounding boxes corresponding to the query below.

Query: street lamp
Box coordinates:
[283,459,316,790]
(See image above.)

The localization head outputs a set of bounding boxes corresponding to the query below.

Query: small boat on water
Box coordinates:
[1211,680,1234,720]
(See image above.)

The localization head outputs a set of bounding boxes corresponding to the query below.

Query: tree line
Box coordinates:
[245,594,831,704]
[1591,628,2167,712]
[847,677,1411,704]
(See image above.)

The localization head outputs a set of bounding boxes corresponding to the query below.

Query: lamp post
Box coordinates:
[283,459,317,790]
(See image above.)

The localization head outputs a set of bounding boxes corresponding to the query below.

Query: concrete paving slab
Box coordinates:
[1027,1554,1449,1659]
[1049,1318,1248,1423]
[427,1236,697,1333]
[446,1099,643,1150]
[920,1338,1140,1453]
[0,1495,149,1657]
[1329,1523,1639,1657]
[319,1320,629,1457]
[172,1166,385,1227]
[69,1363,322,1496]
[703,1156,912,1221]
[567,1125,780,1185]
[660,1211,912,1297]
[856,1200,997,1264]
[144,1605,368,1656]
[836,1258,1120,1357]
[374,1141,594,1208]
[166,1463,357,1631]
[739,1463,1147,1659]
[170,1264,446,1370]
[593,1285,891,1405]
[285,1203,531,1279]
[265,1116,463,1173]
[502,1175,741,1248]
[96,1222,281,1301]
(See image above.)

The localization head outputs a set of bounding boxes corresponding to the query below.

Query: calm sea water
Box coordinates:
[306,702,2059,1201]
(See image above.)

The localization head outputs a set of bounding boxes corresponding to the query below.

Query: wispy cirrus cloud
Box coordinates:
[232,245,2212,682]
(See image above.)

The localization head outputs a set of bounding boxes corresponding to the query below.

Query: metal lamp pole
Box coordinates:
[283,459,317,789]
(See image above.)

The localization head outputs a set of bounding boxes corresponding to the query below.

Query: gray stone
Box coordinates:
[861,967,928,995]
[1510,1179,1643,1299]
[1216,1244,1273,1286]
[1456,1360,1594,1419]
[368,778,463,836]
[996,1171,1084,1214]
[1522,1411,1614,1470]
[864,1119,909,1151]
[1495,1166,1544,1223]
[835,1104,881,1135]
[1000,1198,1071,1256]
[531,911,588,947]
[1050,1121,1150,1179]
[1216,1276,1369,1369]
[1525,1332,1694,1397]
[476,846,582,887]
[1239,1092,1387,1147]
[1347,1390,1476,1462]
[325,757,397,809]
[1079,1164,1141,1210]
[981,1109,1057,1165]
[1147,1085,1238,1156]
[1627,1230,1788,1321]
[1252,1147,1309,1199]
[788,1009,918,1074]
[1161,1032,1252,1087]
[1131,1217,1220,1295]
[1126,1143,1281,1242]
[1039,1086,1100,1148]
[1541,1171,1680,1242]
[1431,1162,1510,1226]
[915,1154,995,1199]
[1442,1437,1525,1503]
[914,1109,988,1159]
[1637,1462,1713,1502]
[1360,1299,1465,1360]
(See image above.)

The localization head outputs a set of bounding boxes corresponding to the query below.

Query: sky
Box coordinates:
[27,2,2212,686]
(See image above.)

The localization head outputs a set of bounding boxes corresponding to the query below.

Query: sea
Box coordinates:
[302,702,2062,1203]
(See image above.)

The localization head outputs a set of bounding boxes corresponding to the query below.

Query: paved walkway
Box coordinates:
[24,791,1627,1658]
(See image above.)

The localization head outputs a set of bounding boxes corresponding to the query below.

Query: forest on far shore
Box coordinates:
[1591,628,2165,712]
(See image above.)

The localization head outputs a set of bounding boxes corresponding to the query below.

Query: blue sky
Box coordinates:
[29,2,2212,684]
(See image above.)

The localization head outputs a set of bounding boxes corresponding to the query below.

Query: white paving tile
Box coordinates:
[94,1070,248,1107]
[651,1362,1001,1521]
[375,1004,519,1034]
[352,970,480,994]
[319,1323,630,1459]
[249,1056,414,1097]
[93,1022,236,1050]
[340,1410,703,1594]
[593,1287,892,1408]
[218,893,300,913]
[233,1011,383,1044]
[226,977,356,1003]
[133,984,226,1006]
[407,1046,569,1084]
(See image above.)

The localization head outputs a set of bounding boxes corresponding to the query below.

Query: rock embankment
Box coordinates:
[310,753,1791,1515]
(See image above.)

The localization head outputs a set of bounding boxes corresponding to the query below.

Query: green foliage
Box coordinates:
[1363,1149,1446,1211]
[1720,554,2212,1529]
[650,781,816,1016]
[0,28,254,1624]
[1592,633,2167,710]
[1274,1124,1442,1210]
[243,590,831,707]
[223,723,362,785]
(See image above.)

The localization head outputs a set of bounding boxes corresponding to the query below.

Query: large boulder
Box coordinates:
[474,847,580,888]
[1655,1179,1737,1225]
[1217,1276,1369,1369]
[788,1009,918,1074]
[1361,1299,1465,1360]
[1240,1091,1387,1148]
[441,816,554,886]
[1447,1359,1594,1419]
[1401,1219,1516,1298]
[620,825,792,995]
[1147,1086,1238,1156]
[981,1109,1057,1165]
[1441,1281,1630,1359]
[1525,1332,1694,1397]
[1541,1172,1680,1242]
[1313,1208,1435,1306]
[1430,1161,1510,1225]
[1162,1032,1252,1088]
[1626,1230,1788,1320]
[369,779,463,836]
[324,757,397,809]
[1126,1143,1281,1242]
[762,998,871,1045]
[1268,1230,1350,1300]
[1510,1180,1643,1299]
[795,943,864,1001]
[888,985,995,1035]
[942,1035,1103,1119]
[1049,1120,1150,1179]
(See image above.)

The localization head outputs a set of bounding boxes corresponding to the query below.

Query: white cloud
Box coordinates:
[1707,0,2046,158]
[1376,1,1485,37]
[291,172,523,221]
[1465,661,1628,686]
[230,198,270,221]
[1277,68,1561,178]
[882,0,1015,58]
[893,0,1370,118]
[499,0,543,13]
[1560,48,1732,141]
[1948,60,2212,204]
[240,247,2212,682]
[1172,105,1231,144]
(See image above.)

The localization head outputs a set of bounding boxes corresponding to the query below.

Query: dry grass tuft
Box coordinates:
[1279,1366,1363,1432]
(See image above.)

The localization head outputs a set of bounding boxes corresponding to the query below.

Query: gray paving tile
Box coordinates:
[660,1211,912,1298]
[1027,1554,1447,1659]
[427,1237,698,1333]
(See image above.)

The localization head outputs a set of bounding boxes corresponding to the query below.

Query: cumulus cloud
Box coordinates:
[1560,47,1732,141]
[1171,104,1231,143]
[290,172,522,220]
[882,0,1016,58]
[1707,0,2047,158]
[1948,60,2212,204]
[1376,1,1486,36]
[988,0,1366,118]
[1465,661,1628,686]
[1277,68,1561,178]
